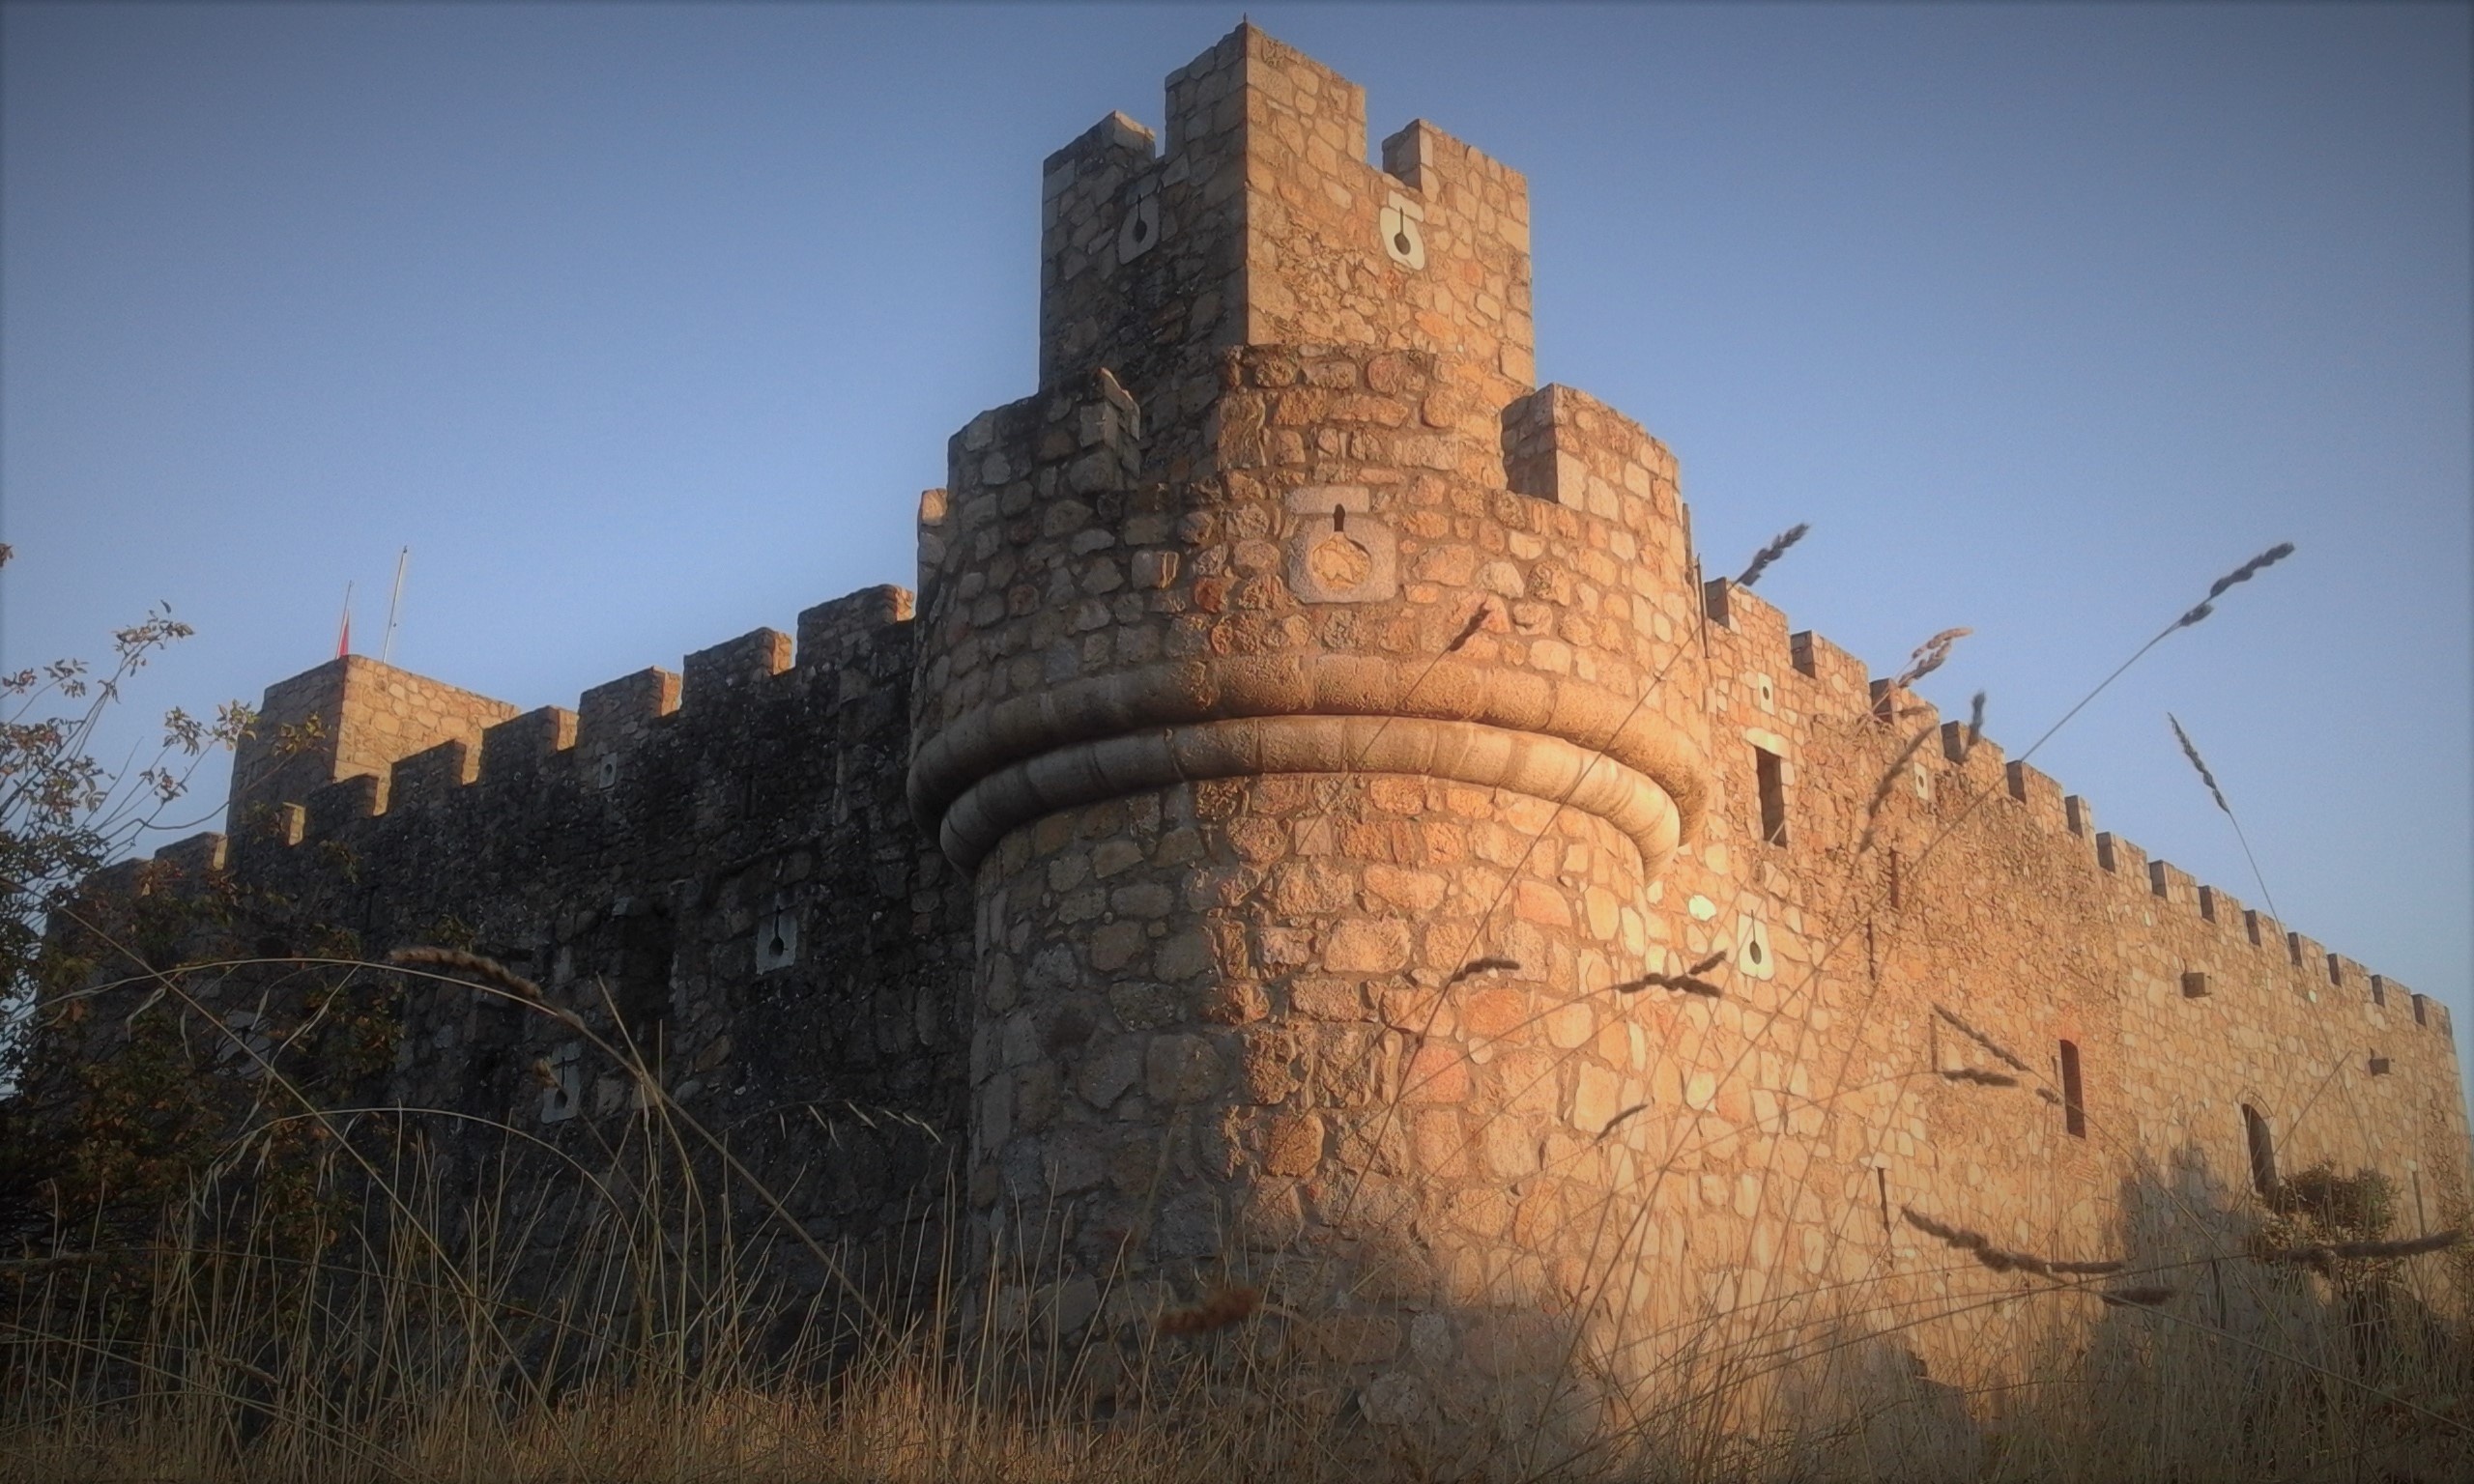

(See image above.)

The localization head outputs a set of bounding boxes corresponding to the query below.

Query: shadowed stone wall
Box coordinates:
[47,21,2470,1425]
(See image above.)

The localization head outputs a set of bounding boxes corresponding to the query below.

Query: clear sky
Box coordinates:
[4,5,2467,1095]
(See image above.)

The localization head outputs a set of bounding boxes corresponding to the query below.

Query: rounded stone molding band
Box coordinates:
[935,713,1685,872]
[908,653,1711,848]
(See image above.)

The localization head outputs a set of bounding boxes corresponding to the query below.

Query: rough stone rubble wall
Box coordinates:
[910,20,2474,1402]
[915,335,1722,1373]
[1639,575,2473,1378]
[227,656,522,832]
[57,18,2471,1417]
[88,587,976,1266]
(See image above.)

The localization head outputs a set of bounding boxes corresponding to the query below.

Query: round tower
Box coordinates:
[909,24,1712,1356]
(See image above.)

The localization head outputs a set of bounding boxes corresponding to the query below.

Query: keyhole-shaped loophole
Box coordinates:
[755,902,799,973]
[1378,201,1425,269]
[1118,198,1161,262]
[1332,503,1346,533]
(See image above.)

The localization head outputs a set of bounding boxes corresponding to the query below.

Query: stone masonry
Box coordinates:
[54,22,2473,1415]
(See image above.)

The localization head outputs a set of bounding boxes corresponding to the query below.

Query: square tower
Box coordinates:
[1038,24,1535,419]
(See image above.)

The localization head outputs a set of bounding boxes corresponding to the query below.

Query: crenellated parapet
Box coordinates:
[72,582,978,1221]
[1038,25,1533,413]
[911,341,1710,880]
[227,656,521,829]
[44,23,2467,1426]
[216,588,917,862]
[1683,569,2458,1055]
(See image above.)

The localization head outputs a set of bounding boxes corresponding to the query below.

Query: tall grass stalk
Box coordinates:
[14,538,2468,1483]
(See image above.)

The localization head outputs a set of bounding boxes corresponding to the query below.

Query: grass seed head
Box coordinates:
[2178,541,2295,628]
[1892,628,1971,690]
[2259,1230,2464,1272]
[1736,522,1810,589]
[2169,714,2231,815]
[1902,1205,2121,1282]
[388,945,543,1002]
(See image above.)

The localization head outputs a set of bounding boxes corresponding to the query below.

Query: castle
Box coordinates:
[61,24,2472,1406]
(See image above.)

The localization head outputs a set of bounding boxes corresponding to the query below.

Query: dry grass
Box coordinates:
[7,1132,2464,1484]
[12,534,2468,1482]
[12,919,2466,1484]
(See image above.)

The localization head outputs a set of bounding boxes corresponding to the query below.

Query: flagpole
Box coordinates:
[337,581,354,659]
[382,546,409,664]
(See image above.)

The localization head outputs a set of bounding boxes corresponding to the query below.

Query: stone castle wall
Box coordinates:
[69,587,975,1260]
[51,20,2471,1416]
[228,656,522,830]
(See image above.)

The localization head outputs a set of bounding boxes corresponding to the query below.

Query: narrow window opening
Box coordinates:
[2057,1040,2086,1138]
[2368,1055,2391,1076]
[615,908,676,1072]
[1754,746,1788,845]
[2370,975,2387,1007]
[2243,1104,2278,1197]
[1886,849,1902,910]
[1875,1166,1891,1234]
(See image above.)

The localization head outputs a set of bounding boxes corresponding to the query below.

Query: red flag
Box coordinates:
[336,582,354,658]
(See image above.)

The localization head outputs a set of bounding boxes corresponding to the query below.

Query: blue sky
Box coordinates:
[4,5,2467,1087]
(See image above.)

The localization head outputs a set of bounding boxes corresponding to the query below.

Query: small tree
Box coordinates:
[0,542,254,1246]
[1,544,250,1041]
